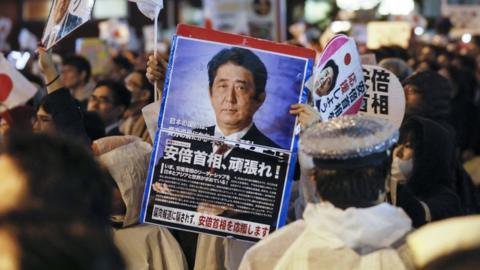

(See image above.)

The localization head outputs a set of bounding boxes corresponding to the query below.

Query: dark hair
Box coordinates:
[95,80,131,108]
[0,132,112,225]
[402,71,452,121]
[0,214,125,270]
[322,59,339,94]
[83,111,105,141]
[63,55,92,83]
[399,116,456,195]
[312,157,390,209]
[134,70,155,103]
[207,47,267,99]
[113,55,134,73]
[37,91,90,144]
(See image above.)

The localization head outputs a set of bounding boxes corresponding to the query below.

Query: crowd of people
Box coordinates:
[1,19,480,270]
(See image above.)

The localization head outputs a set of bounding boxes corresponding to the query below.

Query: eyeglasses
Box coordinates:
[89,95,113,105]
[34,115,53,125]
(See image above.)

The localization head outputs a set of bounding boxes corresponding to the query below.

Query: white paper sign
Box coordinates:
[312,35,365,120]
[358,65,405,128]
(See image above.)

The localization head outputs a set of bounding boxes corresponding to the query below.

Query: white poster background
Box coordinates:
[358,65,405,128]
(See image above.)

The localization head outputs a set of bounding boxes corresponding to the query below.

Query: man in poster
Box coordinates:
[202,47,280,148]
[42,0,83,49]
[151,47,288,225]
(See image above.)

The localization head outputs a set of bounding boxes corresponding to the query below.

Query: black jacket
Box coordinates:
[396,116,462,227]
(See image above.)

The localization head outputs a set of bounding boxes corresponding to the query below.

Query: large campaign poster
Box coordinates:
[41,0,95,50]
[141,24,315,242]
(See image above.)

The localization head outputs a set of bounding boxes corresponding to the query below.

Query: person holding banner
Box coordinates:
[34,47,89,144]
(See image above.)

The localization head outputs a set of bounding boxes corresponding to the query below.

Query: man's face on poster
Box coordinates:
[53,0,71,24]
[209,62,265,135]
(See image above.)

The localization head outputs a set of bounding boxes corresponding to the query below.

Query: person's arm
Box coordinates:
[146,54,168,96]
[37,47,64,94]
[396,184,462,228]
[37,47,89,143]
[289,103,321,129]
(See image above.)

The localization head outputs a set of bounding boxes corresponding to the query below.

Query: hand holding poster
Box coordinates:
[41,0,95,50]
[311,35,365,120]
[358,65,406,128]
[140,24,315,241]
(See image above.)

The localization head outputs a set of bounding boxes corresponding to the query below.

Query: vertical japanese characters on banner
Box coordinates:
[358,65,405,128]
[311,35,365,120]
[141,25,315,242]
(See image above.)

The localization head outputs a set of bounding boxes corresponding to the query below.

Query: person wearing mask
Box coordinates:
[390,116,463,228]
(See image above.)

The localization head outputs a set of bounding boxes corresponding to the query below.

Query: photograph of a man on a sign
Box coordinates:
[41,0,95,49]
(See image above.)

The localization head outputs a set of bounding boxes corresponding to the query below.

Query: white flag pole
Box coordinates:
[153,5,160,102]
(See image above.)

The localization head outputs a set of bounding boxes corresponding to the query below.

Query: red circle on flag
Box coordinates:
[0,73,13,102]
[344,53,352,65]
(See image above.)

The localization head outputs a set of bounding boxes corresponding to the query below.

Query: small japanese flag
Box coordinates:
[128,0,163,20]
[0,53,37,113]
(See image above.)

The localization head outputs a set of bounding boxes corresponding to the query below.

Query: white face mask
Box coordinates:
[391,156,413,183]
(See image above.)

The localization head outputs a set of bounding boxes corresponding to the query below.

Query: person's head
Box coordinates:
[207,47,267,135]
[253,0,271,16]
[61,55,91,89]
[300,115,398,209]
[53,0,71,24]
[402,71,452,121]
[393,116,455,195]
[87,80,131,126]
[33,103,56,135]
[0,132,112,224]
[378,57,413,83]
[315,59,339,96]
[124,70,154,105]
[110,55,133,82]
[0,215,125,270]
[0,106,36,137]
